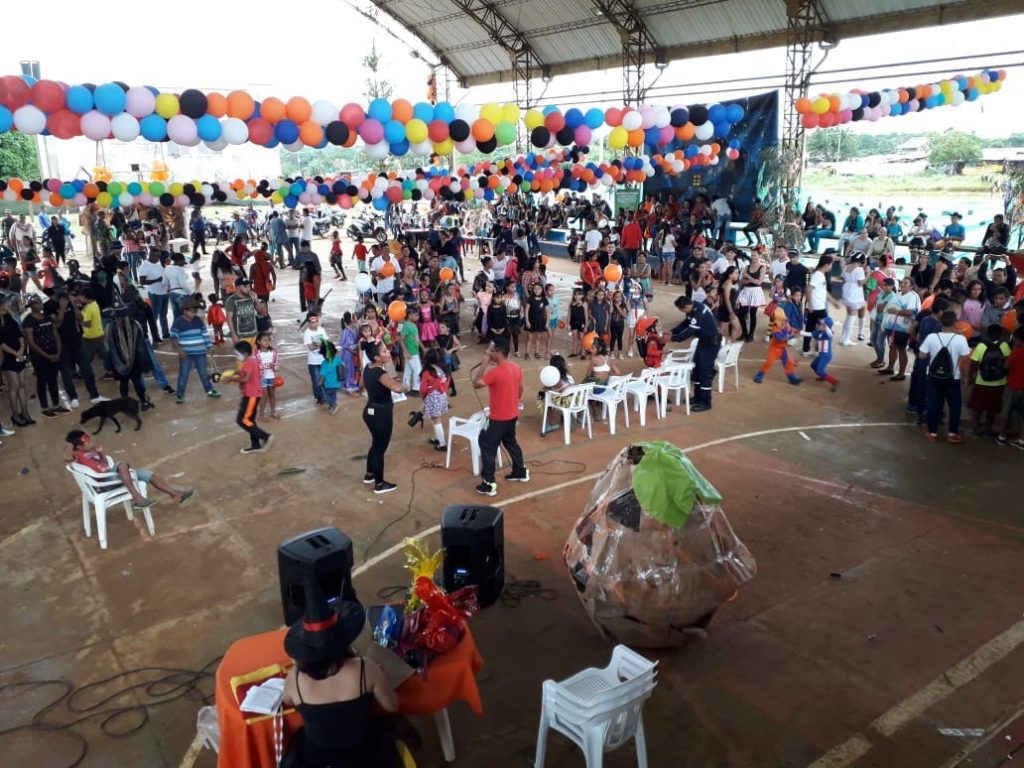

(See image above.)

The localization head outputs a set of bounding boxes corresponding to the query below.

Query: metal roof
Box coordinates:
[368,0,1022,88]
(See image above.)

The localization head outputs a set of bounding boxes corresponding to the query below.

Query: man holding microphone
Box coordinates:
[471,337,528,496]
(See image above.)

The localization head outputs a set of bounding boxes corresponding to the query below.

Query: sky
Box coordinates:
[4,0,1024,147]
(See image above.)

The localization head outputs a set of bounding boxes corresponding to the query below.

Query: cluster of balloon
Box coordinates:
[603,101,746,150]
[795,68,1007,129]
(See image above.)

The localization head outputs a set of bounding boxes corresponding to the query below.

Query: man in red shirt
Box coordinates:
[620,212,643,271]
[234,340,273,454]
[471,337,528,495]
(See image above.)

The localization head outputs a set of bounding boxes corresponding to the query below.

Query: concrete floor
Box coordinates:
[0,240,1021,768]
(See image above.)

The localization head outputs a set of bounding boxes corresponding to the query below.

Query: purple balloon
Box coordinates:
[358,118,384,144]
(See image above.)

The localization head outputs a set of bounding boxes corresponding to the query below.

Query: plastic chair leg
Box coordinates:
[96,501,110,550]
[582,728,605,768]
[634,717,649,768]
[82,497,92,538]
[470,440,481,476]
[445,429,454,469]
[607,402,617,435]
[534,713,550,768]
[562,411,571,445]
[142,507,156,537]
[734,363,740,390]
[433,707,456,762]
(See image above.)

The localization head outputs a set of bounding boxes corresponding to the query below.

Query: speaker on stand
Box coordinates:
[441,504,504,608]
[277,527,356,626]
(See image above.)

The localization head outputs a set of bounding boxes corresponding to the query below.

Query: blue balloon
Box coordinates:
[372,196,389,211]
[584,108,604,129]
[94,83,127,116]
[367,98,392,123]
[390,139,410,156]
[0,106,11,133]
[708,104,726,123]
[317,184,330,196]
[289,181,305,196]
[66,85,94,115]
[564,108,584,129]
[196,115,222,141]
[21,74,37,86]
[483,188,494,201]
[713,122,730,138]
[139,114,167,141]
[284,194,298,209]
[725,104,744,123]
[60,182,75,199]
[684,145,699,158]
[412,102,434,123]
[145,85,160,96]
[316,135,329,150]
[728,139,740,149]
[670,108,689,127]
[275,119,299,144]
[72,179,85,192]
[644,127,661,146]
[860,95,870,109]
[263,135,280,148]
[890,103,902,116]
[127,182,142,195]
[542,105,558,116]
[966,88,979,102]
[251,100,261,119]
[433,101,455,124]
[383,119,406,144]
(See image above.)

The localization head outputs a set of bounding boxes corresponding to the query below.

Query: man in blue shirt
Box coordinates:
[838,207,864,256]
[670,295,721,412]
[943,212,965,245]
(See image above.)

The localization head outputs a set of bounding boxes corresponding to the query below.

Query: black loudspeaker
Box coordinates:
[277,527,356,626]
[441,504,504,608]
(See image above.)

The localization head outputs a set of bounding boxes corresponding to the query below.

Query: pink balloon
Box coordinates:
[338,194,353,209]
[174,194,189,207]
[80,110,112,141]
[454,138,476,153]
[138,192,154,206]
[125,87,156,118]
[46,178,62,193]
[658,125,674,145]
[574,125,592,146]
[73,192,87,206]
[639,105,657,129]
[358,118,383,143]
[167,115,198,145]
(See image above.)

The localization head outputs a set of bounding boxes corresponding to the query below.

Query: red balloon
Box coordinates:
[31,79,65,113]
[47,108,80,139]
[818,112,835,128]
[339,103,365,129]
[0,75,31,110]
[801,112,819,129]
[544,111,565,132]
[385,186,403,203]
[604,107,623,127]
[247,117,273,145]
[427,119,449,142]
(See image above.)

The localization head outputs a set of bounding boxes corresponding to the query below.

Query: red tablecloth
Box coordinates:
[215,626,484,768]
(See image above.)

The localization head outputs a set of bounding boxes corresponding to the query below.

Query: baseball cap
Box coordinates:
[235,277,251,286]
[787,248,800,257]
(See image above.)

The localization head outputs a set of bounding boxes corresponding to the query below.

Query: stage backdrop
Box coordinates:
[643,91,779,221]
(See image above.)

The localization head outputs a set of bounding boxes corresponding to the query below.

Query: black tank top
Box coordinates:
[362,365,392,407]
[293,659,374,767]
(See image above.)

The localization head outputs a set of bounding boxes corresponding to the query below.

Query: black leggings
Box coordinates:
[237,396,270,449]
[31,355,60,409]
[363,405,394,483]
[118,372,147,402]
[738,306,759,341]
[508,321,521,353]
[610,322,624,353]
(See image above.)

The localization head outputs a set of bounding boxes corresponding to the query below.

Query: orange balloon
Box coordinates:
[604,264,623,283]
[541,255,549,265]
[439,267,455,281]
[472,119,494,142]
[387,300,407,322]
[487,175,500,189]
[261,97,286,123]
[286,96,312,123]
[207,92,227,117]
[226,90,255,120]
[828,94,841,112]
[627,129,645,147]
[83,183,99,198]
[795,97,812,114]
[391,98,413,123]
[582,331,598,351]
[299,121,323,146]
[49,193,63,206]
[7,178,23,193]
[379,261,396,278]
[507,183,518,194]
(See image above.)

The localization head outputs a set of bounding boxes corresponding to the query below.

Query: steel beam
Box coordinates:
[590,0,663,105]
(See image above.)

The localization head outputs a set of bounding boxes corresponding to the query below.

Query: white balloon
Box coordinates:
[125,86,156,118]
[694,122,714,141]
[455,102,477,122]
[621,110,643,131]
[118,192,134,207]
[111,113,140,142]
[653,106,671,129]
[221,117,248,145]
[284,140,304,153]
[13,105,46,135]
[454,138,476,154]
[204,137,228,151]
[354,272,373,292]
[80,110,112,141]
[411,139,433,156]
[539,365,561,387]
[365,141,389,159]
[311,99,338,126]
[700,144,712,156]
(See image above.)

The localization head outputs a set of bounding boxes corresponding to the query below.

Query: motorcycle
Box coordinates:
[346,211,388,243]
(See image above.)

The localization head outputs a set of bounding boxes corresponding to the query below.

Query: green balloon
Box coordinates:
[150,182,165,196]
[403,189,412,200]
[278,185,290,197]
[107,181,122,196]
[495,121,516,146]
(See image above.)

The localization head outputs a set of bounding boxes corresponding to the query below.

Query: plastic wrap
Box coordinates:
[564,442,756,647]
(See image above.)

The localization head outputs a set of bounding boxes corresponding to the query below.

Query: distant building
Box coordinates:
[981,147,1024,172]
[896,136,928,158]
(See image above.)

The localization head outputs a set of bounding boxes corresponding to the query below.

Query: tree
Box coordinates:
[805,129,861,162]
[927,131,982,174]
[0,133,40,179]
[363,41,393,102]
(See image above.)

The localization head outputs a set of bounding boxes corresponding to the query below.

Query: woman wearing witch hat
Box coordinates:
[281,580,405,768]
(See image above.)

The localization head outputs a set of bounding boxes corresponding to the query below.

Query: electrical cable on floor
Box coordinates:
[0,656,221,768]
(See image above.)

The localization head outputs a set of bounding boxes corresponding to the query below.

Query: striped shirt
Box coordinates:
[170,316,211,356]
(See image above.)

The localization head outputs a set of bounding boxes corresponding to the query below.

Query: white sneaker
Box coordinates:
[0,426,14,437]
[69,399,80,408]
[90,396,111,403]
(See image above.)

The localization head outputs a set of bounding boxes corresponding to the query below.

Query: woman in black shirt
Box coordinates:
[361,342,407,495]
[22,296,64,417]
[0,295,33,425]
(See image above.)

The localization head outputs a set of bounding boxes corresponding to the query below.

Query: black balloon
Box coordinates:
[530,126,550,147]
[20,189,33,200]
[325,121,350,145]
[0,181,7,191]
[449,119,470,142]
[346,185,358,197]
[670,107,689,127]
[114,81,129,92]
[867,92,881,108]
[851,107,864,121]
[906,87,917,100]
[190,193,205,207]
[29,180,42,191]
[325,193,337,204]
[183,183,195,195]
[159,193,174,207]
[411,189,422,201]
[179,89,208,118]
[477,137,497,154]
[689,105,709,125]
[96,181,107,192]
[477,175,488,188]
[556,126,574,146]
[332,180,346,194]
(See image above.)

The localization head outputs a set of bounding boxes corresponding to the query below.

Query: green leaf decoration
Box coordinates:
[631,441,722,528]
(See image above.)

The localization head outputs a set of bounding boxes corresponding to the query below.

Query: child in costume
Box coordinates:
[754,300,802,385]
[206,293,227,344]
[419,347,451,450]
[339,311,360,394]
[641,317,667,368]
[810,316,839,391]
[256,331,280,419]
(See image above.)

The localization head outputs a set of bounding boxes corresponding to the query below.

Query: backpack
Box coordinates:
[927,336,955,381]
[979,344,1007,382]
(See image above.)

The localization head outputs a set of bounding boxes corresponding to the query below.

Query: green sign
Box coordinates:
[614,188,642,214]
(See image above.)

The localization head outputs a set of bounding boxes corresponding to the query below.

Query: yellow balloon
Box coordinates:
[155,93,180,119]
[405,118,428,144]
[271,191,283,203]
[432,138,453,155]
[169,182,184,197]
[463,188,474,201]
[608,126,628,150]
[96,191,112,207]
[812,97,830,114]
[523,109,544,130]
[479,102,501,124]
[501,103,520,124]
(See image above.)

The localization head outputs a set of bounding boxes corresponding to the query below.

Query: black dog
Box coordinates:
[79,397,143,434]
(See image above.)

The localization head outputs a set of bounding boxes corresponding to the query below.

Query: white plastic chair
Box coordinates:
[446,409,505,476]
[716,341,744,392]
[66,459,153,550]
[665,338,698,365]
[587,375,631,435]
[625,369,661,426]
[656,363,694,416]
[535,645,658,768]
[542,383,594,445]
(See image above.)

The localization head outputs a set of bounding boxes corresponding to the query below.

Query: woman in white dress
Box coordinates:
[839,252,868,345]
[736,251,768,343]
